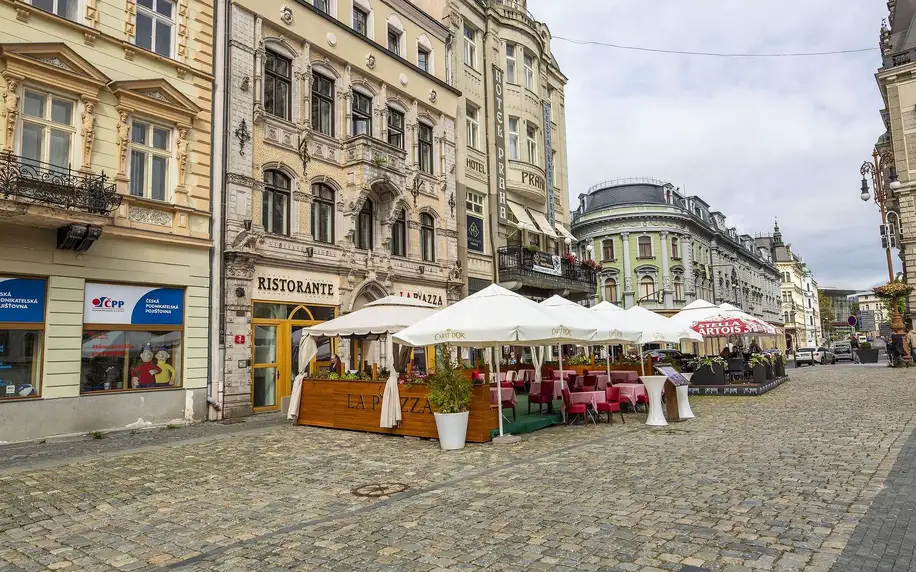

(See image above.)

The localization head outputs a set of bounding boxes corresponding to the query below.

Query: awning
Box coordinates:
[507,201,538,232]
[529,210,558,239]
[555,222,577,241]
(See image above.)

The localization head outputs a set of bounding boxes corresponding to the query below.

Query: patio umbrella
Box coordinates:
[624,306,704,375]
[540,296,641,395]
[591,301,631,366]
[393,284,598,439]
[292,296,438,427]
[689,313,777,337]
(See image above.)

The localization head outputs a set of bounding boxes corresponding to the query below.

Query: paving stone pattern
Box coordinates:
[0,366,914,571]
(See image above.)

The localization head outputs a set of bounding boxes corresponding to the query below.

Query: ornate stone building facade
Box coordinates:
[0,0,213,440]
[214,0,460,417]
[571,180,783,328]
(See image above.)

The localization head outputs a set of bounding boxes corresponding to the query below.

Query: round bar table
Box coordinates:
[677,373,696,420]
[640,375,669,426]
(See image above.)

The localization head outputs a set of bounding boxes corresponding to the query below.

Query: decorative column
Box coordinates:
[682,235,695,301]
[621,231,634,308]
[252,17,264,124]
[2,75,21,153]
[660,230,672,309]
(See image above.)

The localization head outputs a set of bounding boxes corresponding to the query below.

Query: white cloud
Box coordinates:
[529,0,890,289]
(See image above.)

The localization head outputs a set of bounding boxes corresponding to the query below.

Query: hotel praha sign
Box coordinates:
[492,65,508,226]
[543,101,555,225]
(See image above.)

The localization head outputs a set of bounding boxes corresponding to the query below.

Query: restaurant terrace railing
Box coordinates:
[498,246,598,293]
[0,153,121,215]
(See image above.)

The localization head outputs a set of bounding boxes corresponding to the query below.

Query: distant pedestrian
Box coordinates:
[907,328,916,360]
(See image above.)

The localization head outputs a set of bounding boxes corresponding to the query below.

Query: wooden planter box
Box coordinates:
[296,380,497,443]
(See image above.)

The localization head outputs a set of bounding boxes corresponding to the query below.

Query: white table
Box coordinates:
[640,375,668,426]
[677,373,696,420]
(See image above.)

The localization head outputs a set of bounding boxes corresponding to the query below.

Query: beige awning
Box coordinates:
[508,202,538,232]
[555,222,577,241]
[529,210,558,239]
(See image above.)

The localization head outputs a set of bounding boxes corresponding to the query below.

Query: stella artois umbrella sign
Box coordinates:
[691,315,775,337]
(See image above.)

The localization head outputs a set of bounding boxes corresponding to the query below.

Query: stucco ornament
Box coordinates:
[280,5,293,24]
[366,54,376,69]
[2,78,19,152]
[80,98,96,166]
[428,89,437,103]
[327,32,337,47]
[115,111,130,175]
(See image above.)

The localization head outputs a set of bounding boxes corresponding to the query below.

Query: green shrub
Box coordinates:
[426,348,473,414]
[860,342,873,350]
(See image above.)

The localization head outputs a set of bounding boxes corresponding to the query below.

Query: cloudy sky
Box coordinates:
[528,0,890,289]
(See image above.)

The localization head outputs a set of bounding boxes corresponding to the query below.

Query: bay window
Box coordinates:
[508,117,519,160]
[526,122,538,166]
[506,43,517,83]
[387,108,404,149]
[352,92,372,136]
[524,51,534,90]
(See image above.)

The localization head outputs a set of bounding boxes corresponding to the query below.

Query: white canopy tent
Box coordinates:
[624,305,704,374]
[393,284,599,439]
[291,296,438,428]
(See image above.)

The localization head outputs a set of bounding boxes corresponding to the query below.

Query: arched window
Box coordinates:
[418,122,433,174]
[264,51,291,121]
[673,275,683,301]
[601,239,615,261]
[637,236,652,258]
[357,199,373,249]
[604,279,617,303]
[420,212,435,262]
[311,183,334,243]
[391,208,406,257]
[640,276,655,300]
[262,169,290,235]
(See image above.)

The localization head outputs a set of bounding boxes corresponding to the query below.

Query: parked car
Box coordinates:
[642,349,687,367]
[832,342,854,362]
[796,346,836,366]
[858,335,868,345]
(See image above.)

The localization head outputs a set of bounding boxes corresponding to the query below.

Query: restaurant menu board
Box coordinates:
[655,365,690,387]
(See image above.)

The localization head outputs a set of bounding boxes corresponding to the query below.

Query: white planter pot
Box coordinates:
[434,411,469,451]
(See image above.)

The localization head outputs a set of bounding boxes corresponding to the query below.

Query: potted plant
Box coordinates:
[690,356,726,385]
[857,341,880,364]
[749,354,768,384]
[762,353,775,380]
[774,353,786,377]
[427,349,474,451]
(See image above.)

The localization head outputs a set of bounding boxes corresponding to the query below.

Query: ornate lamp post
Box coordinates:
[860,148,906,332]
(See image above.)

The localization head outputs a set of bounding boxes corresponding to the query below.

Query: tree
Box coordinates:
[818,290,836,340]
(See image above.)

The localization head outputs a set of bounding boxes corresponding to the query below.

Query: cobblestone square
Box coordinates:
[1,365,914,571]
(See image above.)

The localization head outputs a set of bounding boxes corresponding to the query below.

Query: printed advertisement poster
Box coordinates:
[0,277,46,323]
[532,253,562,277]
[83,283,184,325]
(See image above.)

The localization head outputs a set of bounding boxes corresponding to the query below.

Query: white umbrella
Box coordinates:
[393,284,598,439]
[591,300,642,371]
[624,306,704,375]
[291,295,438,428]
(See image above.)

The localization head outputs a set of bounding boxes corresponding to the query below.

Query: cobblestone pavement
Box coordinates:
[0,365,914,572]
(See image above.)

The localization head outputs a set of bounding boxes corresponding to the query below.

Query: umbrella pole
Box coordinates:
[495,347,504,437]
[559,345,567,424]
[606,344,611,380]
[640,344,645,376]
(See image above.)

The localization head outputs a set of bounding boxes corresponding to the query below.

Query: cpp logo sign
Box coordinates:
[92,297,125,310]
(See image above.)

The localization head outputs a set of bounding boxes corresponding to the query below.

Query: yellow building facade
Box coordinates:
[215,0,461,417]
[0,0,213,440]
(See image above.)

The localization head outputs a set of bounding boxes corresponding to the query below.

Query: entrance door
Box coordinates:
[252,325,279,409]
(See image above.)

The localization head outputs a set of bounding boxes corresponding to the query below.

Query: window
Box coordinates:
[508,117,519,160]
[352,92,372,136]
[528,232,541,250]
[526,123,538,165]
[19,90,74,171]
[387,28,401,55]
[417,47,430,72]
[387,108,404,149]
[640,276,655,299]
[81,330,182,392]
[311,73,334,136]
[314,0,329,13]
[463,25,476,68]
[523,51,534,90]
[418,123,433,174]
[420,213,435,261]
[353,6,368,36]
[357,199,373,249]
[506,43,517,83]
[671,236,679,258]
[0,276,46,400]
[601,239,615,261]
[264,51,291,121]
[674,276,684,300]
[604,279,618,304]
[391,208,406,257]
[135,0,174,57]
[31,0,78,21]
[466,104,479,149]
[311,183,334,243]
[262,170,290,235]
[637,236,652,258]
[466,191,484,215]
[129,121,170,201]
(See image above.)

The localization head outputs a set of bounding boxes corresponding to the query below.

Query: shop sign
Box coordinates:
[532,253,561,277]
[543,101,555,225]
[346,392,433,414]
[395,285,446,307]
[466,157,486,176]
[254,266,340,305]
[492,65,508,226]
[83,283,184,325]
[520,171,546,191]
[0,276,46,323]
[467,215,484,252]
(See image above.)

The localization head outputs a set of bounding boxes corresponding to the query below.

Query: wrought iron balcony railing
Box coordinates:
[0,153,121,215]
[498,246,598,292]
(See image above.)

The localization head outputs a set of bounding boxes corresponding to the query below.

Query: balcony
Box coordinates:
[506,160,548,202]
[0,153,121,225]
[498,246,598,297]
[342,135,408,194]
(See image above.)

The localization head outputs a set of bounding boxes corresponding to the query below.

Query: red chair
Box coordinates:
[596,386,625,424]
[636,391,649,412]
[545,367,555,380]
[528,380,554,414]
[513,370,527,394]
[562,388,588,425]
[583,375,597,393]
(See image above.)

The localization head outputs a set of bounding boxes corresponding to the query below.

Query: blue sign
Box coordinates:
[84,283,184,326]
[0,277,46,323]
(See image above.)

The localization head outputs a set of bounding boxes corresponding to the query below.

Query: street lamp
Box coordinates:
[585,243,594,261]
[564,236,571,254]
[859,148,906,331]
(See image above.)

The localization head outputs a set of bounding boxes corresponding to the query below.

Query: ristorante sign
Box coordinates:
[255,267,340,305]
